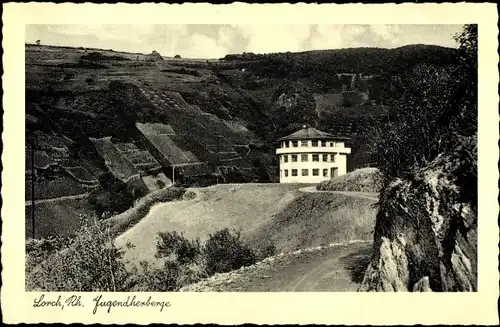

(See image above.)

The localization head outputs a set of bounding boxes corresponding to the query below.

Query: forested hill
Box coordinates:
[223,44,457,75]
[25,43,459,201]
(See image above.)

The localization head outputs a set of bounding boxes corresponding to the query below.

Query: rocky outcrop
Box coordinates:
[147,50,164,61]
[359,135,477,292]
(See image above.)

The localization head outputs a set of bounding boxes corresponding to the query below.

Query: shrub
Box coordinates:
[155,231,201,265]
[202,228,256,275]
[129,260,182,291]
[254,240,277,261]
[25,236,71,273]
[183,190,197,200]
[26,215,132,291]
[156,179,166,189]
[88,172,135,218]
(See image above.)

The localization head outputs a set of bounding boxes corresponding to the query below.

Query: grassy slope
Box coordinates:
[114,183,377,268]
[245,192,377,253]
[114,183,305,266]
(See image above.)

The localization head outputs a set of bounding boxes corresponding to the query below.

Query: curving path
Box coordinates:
[270,242,372,292]
[25,193,89,206]
[185,241,374,292]
[299,186,379,201]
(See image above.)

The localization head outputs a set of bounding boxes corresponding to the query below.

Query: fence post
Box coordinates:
[31,137,36,239]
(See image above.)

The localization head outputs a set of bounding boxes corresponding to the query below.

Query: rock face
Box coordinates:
[359,135,477,292]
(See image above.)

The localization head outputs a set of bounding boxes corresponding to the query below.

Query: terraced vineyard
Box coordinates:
[90,137,138,181]
[25,43,458,203]
[114,141,162,174]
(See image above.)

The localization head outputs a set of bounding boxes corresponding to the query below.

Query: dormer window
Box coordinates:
[292,141,298,147]
[311,140,318,147]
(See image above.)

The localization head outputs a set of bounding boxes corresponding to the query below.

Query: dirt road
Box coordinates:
[184,241,373,292]
[299,186,379,201]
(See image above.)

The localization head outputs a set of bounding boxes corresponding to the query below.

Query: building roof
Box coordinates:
[277,126,351,141]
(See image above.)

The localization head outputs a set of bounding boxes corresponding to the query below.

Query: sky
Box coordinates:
[26,24,464,59]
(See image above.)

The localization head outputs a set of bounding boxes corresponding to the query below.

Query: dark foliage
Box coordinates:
[225,45,458,77]
[26,215,133,291]
[155,231,201,265]
[368,25,477,179]
[88,172,134,218]
[202,228,257,275]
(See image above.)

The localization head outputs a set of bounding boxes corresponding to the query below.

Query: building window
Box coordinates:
[312,169,319,176]
[300,140,308,147]
[302,169,309,176]
[291,154,298,162]
[312,154,319,162]
[301,154,308,162]
[292,141,298,147]
[322,154,328,162]
[284,170,289,177]
[323,169,328,177]
[283,142,288,148]
[331,154,336,163]
[311,140,318,147]
[291,169,298,176]
[321,140,326,147]
[283,155,289,163]
[330,142,335,147]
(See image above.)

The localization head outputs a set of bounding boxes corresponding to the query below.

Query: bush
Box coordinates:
[183,190,197,200]
[254,240,277,261]
[202,228,256,275]
[129,260,182,291]
[25,236,71,273]
[26,215,132,291]
[88,173,135,218]
[156,179,166,189]
[155,231,201,265]
[26,222,267,291]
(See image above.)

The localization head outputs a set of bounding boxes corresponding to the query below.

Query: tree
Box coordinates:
[451,24,477,136]
[368,24,477,179]
[454,24,477,71]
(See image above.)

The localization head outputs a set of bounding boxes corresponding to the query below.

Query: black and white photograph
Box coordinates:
[2,2,498,325]
[24,22,479,293]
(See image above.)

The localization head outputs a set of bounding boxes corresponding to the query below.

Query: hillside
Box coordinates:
[114,183,377,269]
[25,43,458,219]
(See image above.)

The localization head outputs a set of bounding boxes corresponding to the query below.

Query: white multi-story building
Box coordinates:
[276,125,351,183]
